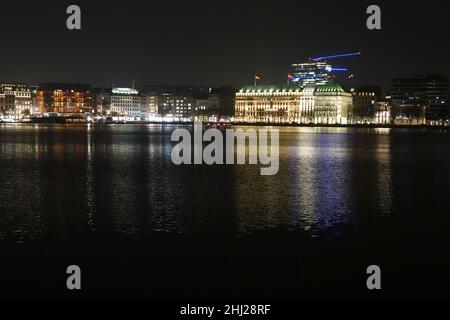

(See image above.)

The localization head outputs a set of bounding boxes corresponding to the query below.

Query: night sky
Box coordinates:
[0,0,449,89]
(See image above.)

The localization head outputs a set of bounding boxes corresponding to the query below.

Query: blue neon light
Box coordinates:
[330,68,348,72]
[313,52,361,61]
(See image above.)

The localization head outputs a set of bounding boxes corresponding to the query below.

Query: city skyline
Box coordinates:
[2,73,448,127]
[1,0,450,303]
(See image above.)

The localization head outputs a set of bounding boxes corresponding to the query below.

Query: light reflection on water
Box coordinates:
[0,124,449,242]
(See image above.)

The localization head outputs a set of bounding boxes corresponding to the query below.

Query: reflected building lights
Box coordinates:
[85,126,96,230]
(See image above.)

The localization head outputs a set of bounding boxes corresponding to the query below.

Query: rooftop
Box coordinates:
[112,87,139,95]
[238,85,302,94]
[314,83,346,93]
[238,83,348,94]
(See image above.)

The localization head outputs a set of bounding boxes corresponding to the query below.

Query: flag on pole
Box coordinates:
[287,73,294,86]
[254,74,261,86]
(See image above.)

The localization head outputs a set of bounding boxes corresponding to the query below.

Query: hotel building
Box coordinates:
[235,85,302,123]
[235,83,353,124]
[312,84,353,124]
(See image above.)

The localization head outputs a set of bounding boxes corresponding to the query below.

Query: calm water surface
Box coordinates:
[0,124,449,242]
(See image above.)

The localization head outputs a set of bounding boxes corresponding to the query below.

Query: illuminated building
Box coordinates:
[195,95,210,120]
[159,93,195,119]
[0,83,32,119]
[137,85,237,120]
[353,87,380,109]
[298,85,316,123]
[312,84,353,124]
[35,83,95,114]
[289,52,361,87]
[140,92,159,117]
[298,84,354,124]
[289,61,333,86]
[103,88,142,119]
[235,83,353,124]
[387,75,448,125]
[426,103,450,126]
[374,101,391,125]
[235,85,302,123]
[351,86,381,123]
[390,74,448,107]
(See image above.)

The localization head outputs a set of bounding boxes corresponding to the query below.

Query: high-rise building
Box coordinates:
[289,52,361,87]
[390,74,448,107]
[289,60,333,87]
[0,83,32,119]
[35,83,95,114]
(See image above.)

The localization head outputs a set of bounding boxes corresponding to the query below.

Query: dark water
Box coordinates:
[1,124,450,299]
[1,124,449,240]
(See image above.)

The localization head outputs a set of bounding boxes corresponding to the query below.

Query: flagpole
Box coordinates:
[254,74,256,86]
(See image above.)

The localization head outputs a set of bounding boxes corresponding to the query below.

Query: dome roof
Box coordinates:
[314,83,345,93]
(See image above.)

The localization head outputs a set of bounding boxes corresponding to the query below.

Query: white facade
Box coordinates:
[109,88,141,119]
[235,83,353,124]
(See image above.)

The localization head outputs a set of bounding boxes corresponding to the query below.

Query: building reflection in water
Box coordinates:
[374,129,393,217]
[294,128,354,234]
[85,124,96,230]
[1,124,447,243]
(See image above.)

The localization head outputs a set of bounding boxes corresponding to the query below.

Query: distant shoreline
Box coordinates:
[1,120,449,130]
